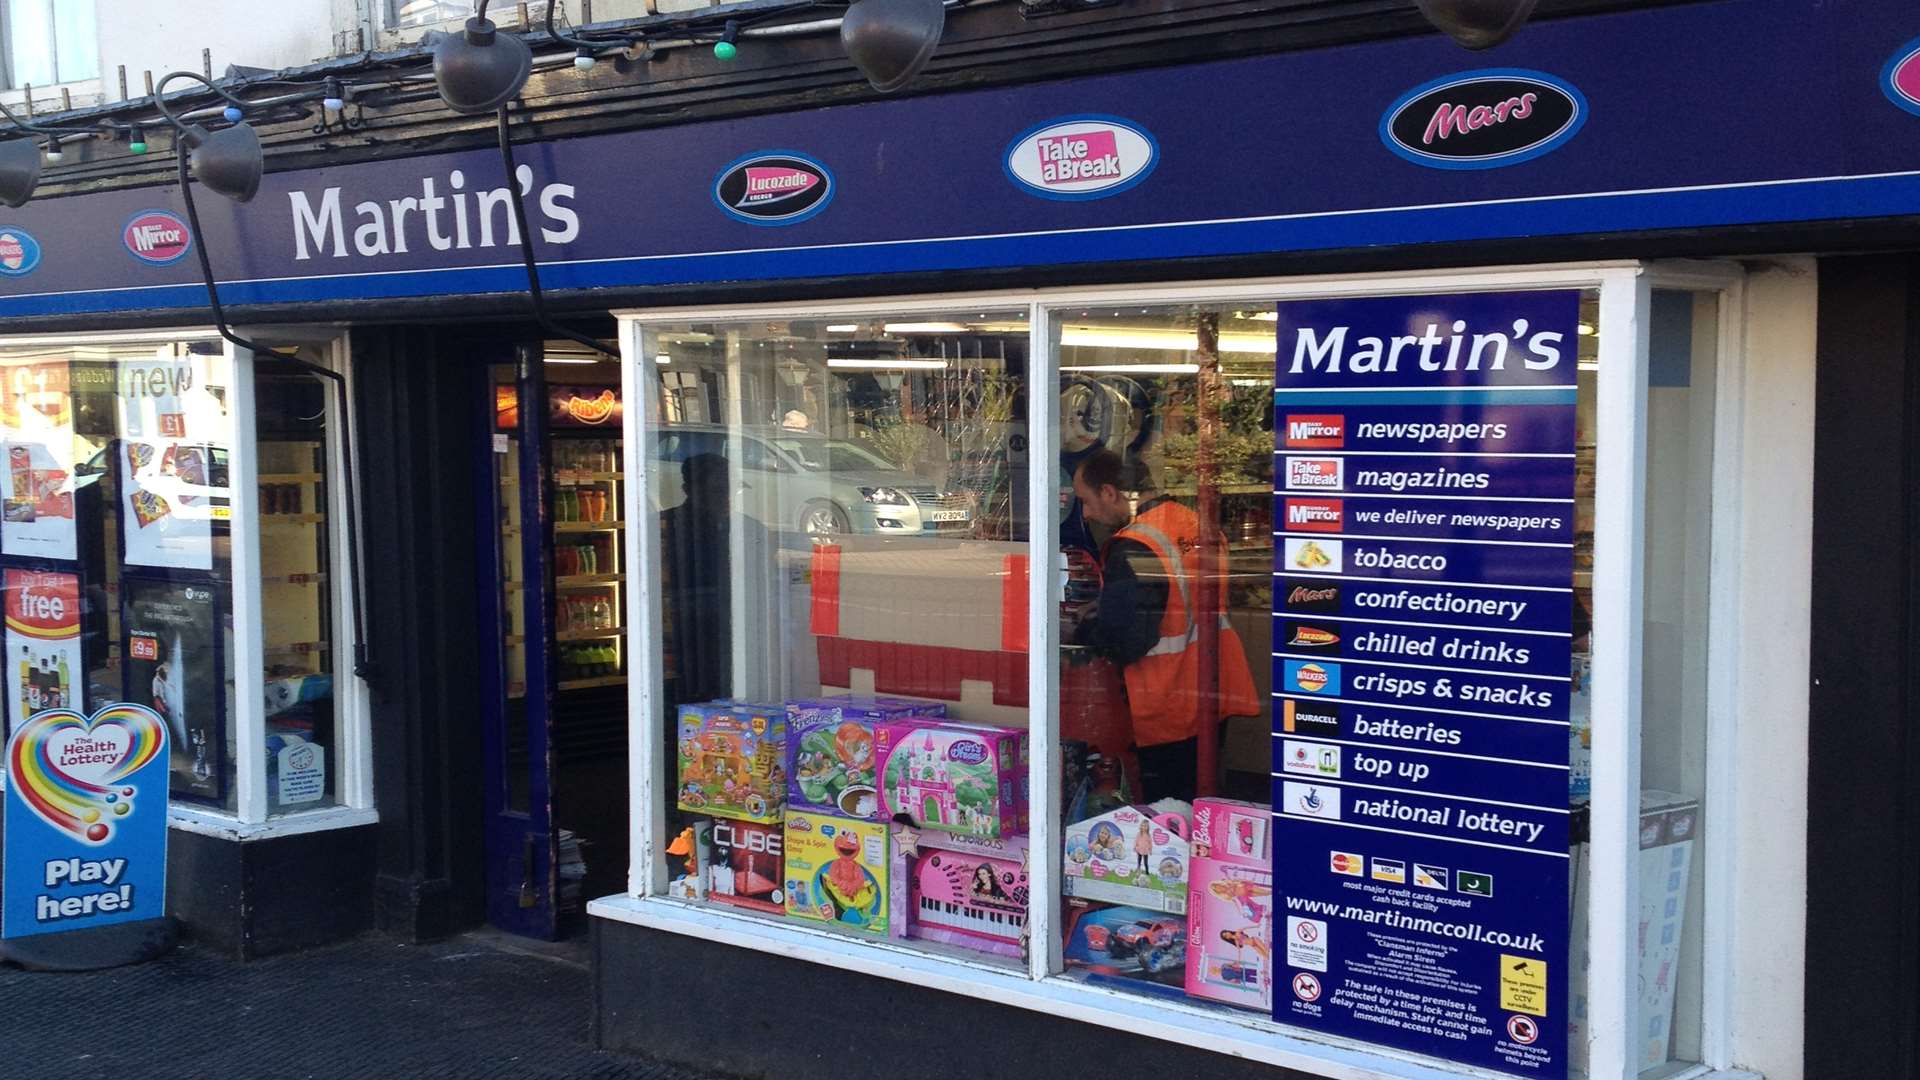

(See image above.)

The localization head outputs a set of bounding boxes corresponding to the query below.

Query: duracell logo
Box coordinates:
[1381,70,1586,170]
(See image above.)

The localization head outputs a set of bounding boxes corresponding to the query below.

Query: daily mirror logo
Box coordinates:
[1381,69,1586,170]
[123,210,191,266]
[1005,116,1158,200]
[0,228,40,276]
[713,152,834,226]
[1883,36,1920,117]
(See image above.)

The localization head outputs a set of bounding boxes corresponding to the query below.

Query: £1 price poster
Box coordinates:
[116,353,228,571]
[0,360,78,562]
[1270,291,1578,1078]
[2,569,83,739]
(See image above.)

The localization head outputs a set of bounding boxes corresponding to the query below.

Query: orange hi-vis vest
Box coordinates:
[1110,498,1261,747]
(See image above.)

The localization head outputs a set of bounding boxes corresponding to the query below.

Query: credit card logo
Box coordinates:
[1371,858,1406,884]
[1329,851,1364,876]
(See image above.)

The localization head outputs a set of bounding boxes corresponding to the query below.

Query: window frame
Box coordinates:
[598,260,1798,1080]
[0,0,99,91]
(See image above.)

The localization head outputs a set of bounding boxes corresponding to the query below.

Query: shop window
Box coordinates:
[644,312,1034,961]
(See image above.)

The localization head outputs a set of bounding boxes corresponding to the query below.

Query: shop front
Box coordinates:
[0,0,1913,1076]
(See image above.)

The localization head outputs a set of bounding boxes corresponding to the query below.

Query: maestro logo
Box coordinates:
[1883,35,1920,117]
[713,152,834,226]
[1381,69,1587,170]
[1005,115,1159,201]
[0,227,41,276]
[123,210,192,265]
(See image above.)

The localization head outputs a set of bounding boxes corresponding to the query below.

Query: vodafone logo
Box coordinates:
[124,210,192,265]
[1285,414,1345,449]
[1285,498,1343,532]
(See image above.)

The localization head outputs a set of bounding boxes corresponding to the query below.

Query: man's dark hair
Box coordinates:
[682,452,727,485]
[1075,448,1155,493]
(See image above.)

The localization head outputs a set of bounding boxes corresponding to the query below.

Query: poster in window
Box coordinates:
[2,569,82,737]
[122,576,224,802]
[0,360,78,561]
[116,355,227,570]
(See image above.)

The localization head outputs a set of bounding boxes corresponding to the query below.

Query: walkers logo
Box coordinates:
[123,211,192,265]
[1282,700,1340,737]
[1284,623,1340,650]
[1284,659,1342,696]
[713,153,834,225]
[1285,457,1344,491]
[1281,577,1340,615]
[1884,36,1920,117]
[1284,498,1343,533]
[1284,414,1345,449]
[1381,69,1587,170]
[1005,116,1158,201]
[0,228,41,276]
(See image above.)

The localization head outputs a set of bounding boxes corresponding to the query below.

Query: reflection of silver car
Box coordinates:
[650,425,972,538]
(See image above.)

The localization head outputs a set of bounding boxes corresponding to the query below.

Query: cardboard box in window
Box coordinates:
[677,702,788,824]
[783,811,890,934]
[888,827,1028,959]
[1063,803,1190,914]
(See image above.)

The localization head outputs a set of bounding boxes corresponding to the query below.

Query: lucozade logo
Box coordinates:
[713,152,834,225]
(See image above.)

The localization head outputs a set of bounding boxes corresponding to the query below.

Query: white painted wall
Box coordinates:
[92,0,348,101]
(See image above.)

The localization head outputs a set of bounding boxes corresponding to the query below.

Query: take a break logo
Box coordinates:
[1005,115,1158,201]
[3,703,169,938]
[123,210,192,265]
[1882,35,1920,117]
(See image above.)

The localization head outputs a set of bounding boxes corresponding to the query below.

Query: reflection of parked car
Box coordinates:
[650,424,972,538]
[74,440,231,521]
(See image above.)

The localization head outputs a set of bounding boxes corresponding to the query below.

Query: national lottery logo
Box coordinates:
[1283,781,1341,821]
[6,704,167,844]
[1285,456,1344,491]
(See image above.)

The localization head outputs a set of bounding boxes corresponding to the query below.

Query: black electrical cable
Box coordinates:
[494,105,618,359]
[173,149,375,681]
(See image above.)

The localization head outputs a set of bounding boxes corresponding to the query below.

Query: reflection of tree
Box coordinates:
[856,351,1021,541]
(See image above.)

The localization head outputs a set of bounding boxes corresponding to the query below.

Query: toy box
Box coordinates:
[665,821,710,901]
[888,828,1028,959]
[878,721,1029,838]
[787,696,946,820]
[1063,899,1189,1000]
[677,701,788,824]
[783,811,890,934]
[1185,798,1274,1011]
[707,818,787,915]
[1063,803,1191,913]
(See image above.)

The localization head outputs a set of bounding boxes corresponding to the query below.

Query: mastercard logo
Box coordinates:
[1330,852,1362,876]
[1296,664,1329,692]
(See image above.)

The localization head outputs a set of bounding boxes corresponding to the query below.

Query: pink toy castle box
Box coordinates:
[1184,797,1273,1011]
[877,721,1028,838]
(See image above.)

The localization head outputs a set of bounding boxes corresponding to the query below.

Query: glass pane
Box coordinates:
[649,313,1032,963]
[492,362,529,814]
[53,0,98,83]
[390,0,474,28]
[0,339,238,810]
[1631,289,1716,1076]
[256,358,339,816]
[6,0,54,88]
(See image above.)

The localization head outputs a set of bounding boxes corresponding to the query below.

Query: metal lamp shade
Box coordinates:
[1416,0,1538,49]
[840,0,945,93]
[192,123,264,203]
[0,138,41,208]
[433,18,534,114]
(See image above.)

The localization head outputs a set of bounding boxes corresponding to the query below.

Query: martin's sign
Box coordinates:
[1381,69,1586,170]
[288,166,580,261]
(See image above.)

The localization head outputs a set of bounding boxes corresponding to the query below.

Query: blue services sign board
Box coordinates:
[1270,292,1576,1076]
[3,704,169,938]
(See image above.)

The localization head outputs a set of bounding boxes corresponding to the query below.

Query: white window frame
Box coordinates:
[594,258,1810,1080]
[0,328,376,840]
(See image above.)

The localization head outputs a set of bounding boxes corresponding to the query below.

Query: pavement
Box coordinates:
[0,931,732,1080]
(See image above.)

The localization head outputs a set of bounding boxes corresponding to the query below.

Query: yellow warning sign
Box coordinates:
[1499,954,1548,1017]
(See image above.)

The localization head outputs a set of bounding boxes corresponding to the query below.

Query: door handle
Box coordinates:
[519,833,538,909]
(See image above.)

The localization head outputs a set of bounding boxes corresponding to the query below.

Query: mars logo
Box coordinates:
[1284,415,1344,449]
[123,210,192,265]
[0,227,40,276]
[1884,37,1920,117]
[713,153,834,225]
[1382,69,1587,170]
[1285,498,1343,533]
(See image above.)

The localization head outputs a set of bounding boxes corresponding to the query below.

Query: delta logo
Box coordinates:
[1285,457,1344,491]
[1330,851,1363,877]
[1285,498,1343,533]
[1285,414,1345,449]
[124,210,192,265]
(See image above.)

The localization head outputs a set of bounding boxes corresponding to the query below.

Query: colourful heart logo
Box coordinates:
[7,704,167,845]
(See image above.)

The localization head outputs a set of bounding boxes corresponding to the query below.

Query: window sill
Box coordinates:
[593,892,1540,1080]
[167,803,378,841]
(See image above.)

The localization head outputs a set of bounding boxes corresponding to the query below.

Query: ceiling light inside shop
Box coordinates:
[545,356,600,364]
[1060,363,1202,374]
[880,322,973,334]
[1578,360,1601,371]
[1245,311,1279,322]
[1059,327,1277,354]
[655,354,672,365]
[826,324,861,333]
[1577,322,1596,336]
[827,357,949,370]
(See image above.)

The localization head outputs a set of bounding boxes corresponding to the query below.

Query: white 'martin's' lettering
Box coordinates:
[1288,320,1567,375]
[289,166,581,261]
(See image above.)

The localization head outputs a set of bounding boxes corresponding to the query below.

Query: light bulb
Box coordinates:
[128,127,148,154]
[223,105,244,123]
[322,79,345,112]
[574,49,596,70]
[43,139,62,164]
[713,40,737,60]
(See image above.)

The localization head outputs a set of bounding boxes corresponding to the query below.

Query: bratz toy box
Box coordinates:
[786,696,944,820]
[677,702,788,824]
[1184,798,1273,1011]
[877,721,1028,838]
[783,811,890,934]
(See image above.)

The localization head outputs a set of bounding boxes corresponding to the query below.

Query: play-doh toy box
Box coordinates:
[1184,797,1273,1011]
[677,702,788,824]
[1062,803,1190,913]
[783,811,890,934]
[888,829,1028,958]
[878,721,1029,838]
[787,695,945,820]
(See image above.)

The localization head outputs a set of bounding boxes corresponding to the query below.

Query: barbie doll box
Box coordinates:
[1184,798,1273,1011]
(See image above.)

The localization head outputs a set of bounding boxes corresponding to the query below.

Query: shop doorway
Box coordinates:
[476,342,628,940]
